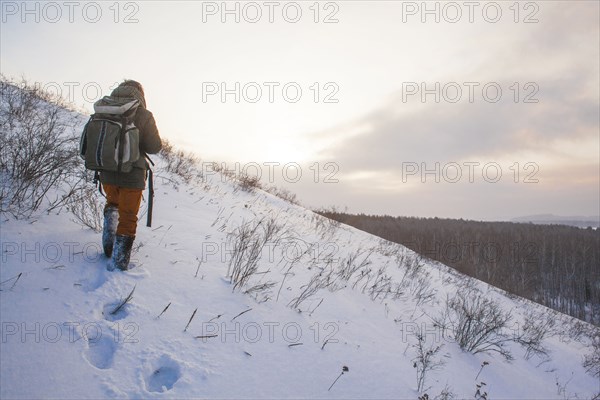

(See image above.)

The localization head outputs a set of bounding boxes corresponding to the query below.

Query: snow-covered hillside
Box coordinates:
[1,94,599,398]
[1,155,598,399]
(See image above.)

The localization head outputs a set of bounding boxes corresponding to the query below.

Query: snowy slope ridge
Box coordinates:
[1,155,598,399]
[1,114,599,398]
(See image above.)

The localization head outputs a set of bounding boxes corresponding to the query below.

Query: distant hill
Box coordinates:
[512,214,600,228]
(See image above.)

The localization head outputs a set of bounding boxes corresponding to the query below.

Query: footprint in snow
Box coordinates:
[77,264,109,292]
[121,264,151,278]
[102,300,130,321]
[145,355,182,393]
[83,333,117,370]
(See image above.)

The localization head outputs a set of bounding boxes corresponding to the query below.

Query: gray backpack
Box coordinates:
[80,96,140,173]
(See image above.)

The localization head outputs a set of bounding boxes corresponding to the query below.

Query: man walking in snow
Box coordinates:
[100,80,162,270]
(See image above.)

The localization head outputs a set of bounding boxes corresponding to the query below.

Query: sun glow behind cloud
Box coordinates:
[1,0,598,219]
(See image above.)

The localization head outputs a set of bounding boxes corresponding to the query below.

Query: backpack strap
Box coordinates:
[146,165,154,227]
[93,171,106,198]
[145,154,155,167]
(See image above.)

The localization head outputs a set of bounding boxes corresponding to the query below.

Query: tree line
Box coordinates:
[316,212,600,326]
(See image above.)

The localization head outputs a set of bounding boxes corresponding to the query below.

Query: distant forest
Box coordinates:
[317,212,600,326]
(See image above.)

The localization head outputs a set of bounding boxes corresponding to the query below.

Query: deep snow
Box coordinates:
[1,153,599,399]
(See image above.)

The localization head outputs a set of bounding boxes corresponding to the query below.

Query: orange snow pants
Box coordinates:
[103,183,143,237]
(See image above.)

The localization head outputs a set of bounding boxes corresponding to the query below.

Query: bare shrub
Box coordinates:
[439,289,514,360]
[211,162,236,181]
[237,172,262,192]
[433,385,455,400]
[410,274,437,306]
[367,266,393,301]
[68,185,103,232]
[397,254,424,286]
[160,139,200,183]
[244,281,277,303]
[564,319,592,343]
[227,217,283,292]
[514,311,553,360]
[337,248,372,282]
[159,137,174,158]
[266,185,300,205]
[394,254,437,305]
[288,270,328,310]
[206,162,263,192]
[0,76,82,217]
[412,329,446,393]
[311,207,342,239]
[583,335,600,378]
[286,247,346,309]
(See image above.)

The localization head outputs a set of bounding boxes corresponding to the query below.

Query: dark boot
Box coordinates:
[111,235,135,271]
[102,206,118,258]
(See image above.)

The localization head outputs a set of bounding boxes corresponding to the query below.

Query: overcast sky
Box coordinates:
[2,1,598,220]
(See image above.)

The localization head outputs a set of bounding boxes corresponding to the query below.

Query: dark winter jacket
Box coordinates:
[99,84,162,190]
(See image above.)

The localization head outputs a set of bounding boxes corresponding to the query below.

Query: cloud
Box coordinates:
[314,0,599,174]
[316,75,598,168]
[302,2,599,219]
